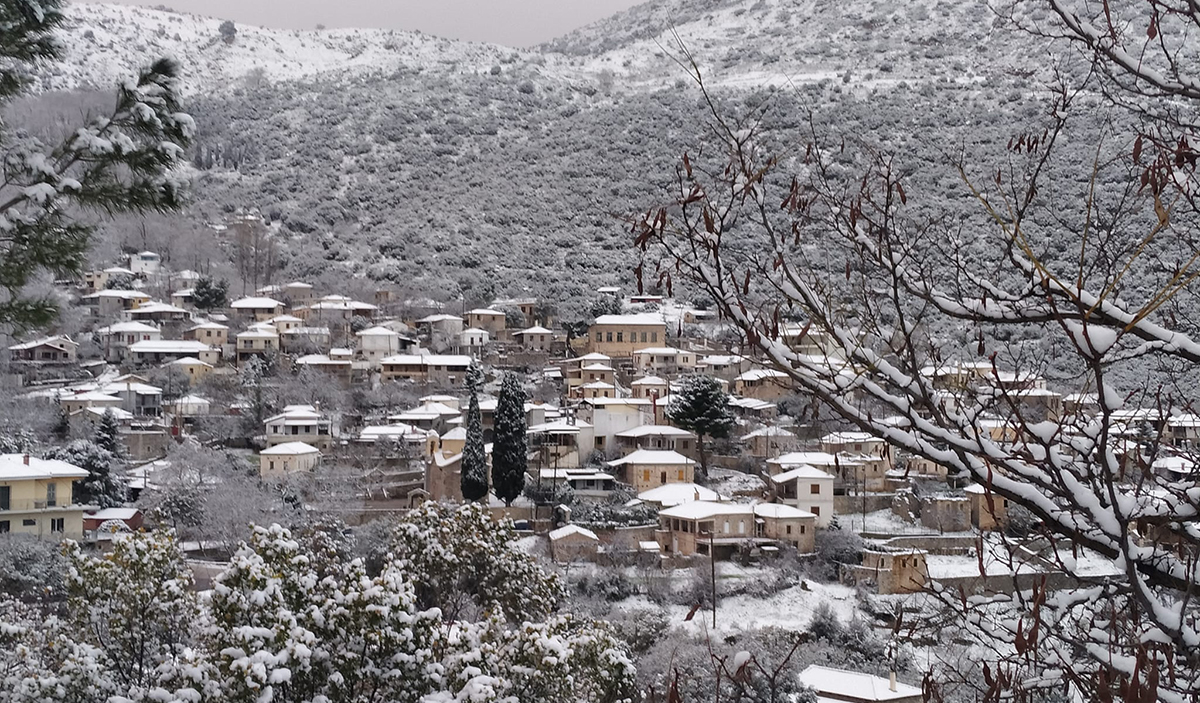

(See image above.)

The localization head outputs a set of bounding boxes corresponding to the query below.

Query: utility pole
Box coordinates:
[710,528,717,629]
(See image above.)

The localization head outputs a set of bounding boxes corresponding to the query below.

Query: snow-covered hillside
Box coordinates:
[36,2,540,94]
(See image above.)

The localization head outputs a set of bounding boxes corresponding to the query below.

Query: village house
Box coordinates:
[389,401,462,434]
[635,482,720,509]
[0,454,90,539]
[170,288,194,309]
[229,296,285,322]
[59,391,123,416]
[697,354,752,380]
[126,301,190,324]
[259,281,316,306]
[656,501,816,558]
[416,313,464,350]
[82,289,151,317]
[536,466,616,500]
[8,335,78,364]
[528,417,595,469]
[549,524,600,562]
[586,313,668,357]
[265,314,304,334]
[294,352,356,386]
[965,483,1009,531]
[356,326,406,366]
[300,295,379,325]
[236,326,279,365]
[769,464,835,527]
[280,326,332,353]
[380,353,472,384]
[514,325,554,351]
[128,250,161,276]
[82,265,135,292]
[259,442,321,480]
[607,448,695,492]
[843,549,928,595]
[184,321,229,347]
[128,340,221,366]
[631,347,697,375]
[796,665,922,703]
[264,405,333,451]
[425,447,465,502]
[99,379,163,417]
[630,375,669,400]
[465,308,506,336]
[459,327,490,354]
[733,368,791,400]
[614,425,697,457]
[577,398,653,452]
[97,322,160,362]
[820,431,893,466]
[741,426,798,459]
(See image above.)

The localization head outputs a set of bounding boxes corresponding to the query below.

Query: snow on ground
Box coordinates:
[707,467,766,498]
[674,580,858,634]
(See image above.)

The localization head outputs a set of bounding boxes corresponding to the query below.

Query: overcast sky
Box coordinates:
[110,0,643,47]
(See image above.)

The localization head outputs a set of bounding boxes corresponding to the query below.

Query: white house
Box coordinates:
[259,442,321,479]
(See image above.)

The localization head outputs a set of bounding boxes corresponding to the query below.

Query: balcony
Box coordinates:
[0,499,75,512]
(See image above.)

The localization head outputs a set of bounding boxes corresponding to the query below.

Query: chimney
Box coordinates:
[889,671,897,692]
[23,454,30,465]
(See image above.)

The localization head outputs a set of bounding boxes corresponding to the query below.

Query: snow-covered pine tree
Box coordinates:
[0,0,192,329]
[45,439,125,508]
[491,371,527,506]
[93,408,126,462]
[461,362,489,502]
[667,374,734,482]
[190,275,228,311]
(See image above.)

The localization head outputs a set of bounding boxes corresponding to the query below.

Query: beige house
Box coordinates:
[0,454,89,538]
[466,308,506,335]
[820,431,892,464]
[98,322,160,362]
[184,321,229,347]
[264,405,333,451]
[844,549,928,595]
[606,448,695,492]
[965,483,1009,531]
[170,357,214,384]
[733,369,791,400]
[8,335,79,364]
[614,425,697,457]
[236,326,279,365]
[769,464,835,527]
[380,354,472,384]
[259,441,321,479]
[548,524,600,562]
[230,296,285,321]
[59,391,123,416]
[129,340,221,366]
[656,501,816,558]
[82,289,151,317]
[459,328,490,353]
[630,375,669,400]
[587,313,667,356]
[631,347,697,375]
[515,325,554,351]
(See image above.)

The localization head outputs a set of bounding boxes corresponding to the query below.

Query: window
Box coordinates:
[269,461,276,472]
[606,331,613,342]
[651,332,658,342]
[46,483,56,507]
[800,525,806,534]
[659,471,667,484]
[22,519,36,527]
[595,332,602,342]
[51,518,64,533]
[786,525,792,535]
[0,521,8,533]
[812,506,820,516]
[723,521,729,534]
[738,521,745,534]
[642,469,650,483]
[616,332,623,342]
[810,484,820,494]
[677,469,685,480]
[0,486,9,511]
[641,331,648,343]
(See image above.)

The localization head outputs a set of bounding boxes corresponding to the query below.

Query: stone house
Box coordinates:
[656,501,816,558]
[586,313,667,357]
[768,464,835,527]
[606,448,695,492]
[259,441,321,479]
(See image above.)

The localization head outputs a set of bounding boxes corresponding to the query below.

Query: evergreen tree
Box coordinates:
[104,273,136,290]
[491,371,527,506]
[460,362,489,502]
[0,0,192,329]
[667,374,735,482]
[191,275,229,311]
[93,408,126,462]
[44,439,126,508]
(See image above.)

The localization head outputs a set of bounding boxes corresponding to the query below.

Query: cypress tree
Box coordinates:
[491,372,527,506]
[667,374,735,482]
[460,362,489,502]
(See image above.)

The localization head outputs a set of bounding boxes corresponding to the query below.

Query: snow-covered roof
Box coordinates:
[735,369,789,382]
[100,381,162,396]
[767,451,841,468]
[728,397,776,411]
[467,308,504,316]
[527,418,592,434]
[579,363,615,372]
[753,503,815,519]
[187,321,229,331]
[357,325,399,337]
[441,426,468,441]
[797,665,921,702]
[83,289,149,300]
[230,296,283,309]
[637,482,719,507]
[169,356,212,368]
[0,454,88,481]
[129,301,189,315]
[616,425,695,438]
[8,335,76,351]
[571,352,612,362]
[659,501,751,520]
[631,375,668,386]
[741,426,796,440]
[97,321,160,334]
[580,381,616,390]
[236,328,279,340]
[380,354,472,367]
[770,465,834,483]
[129,340,215,354]
[633,346,686,355]
[260,442,321,456]
[86,507,140,521]
[264,405,324,424]
[63,390,123,402]
[549,524,599,541]
[822,431,883,444]
[417,313,463,323]
[516,325,553,335]
[607,449,694,467]
[592,313,665,326]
